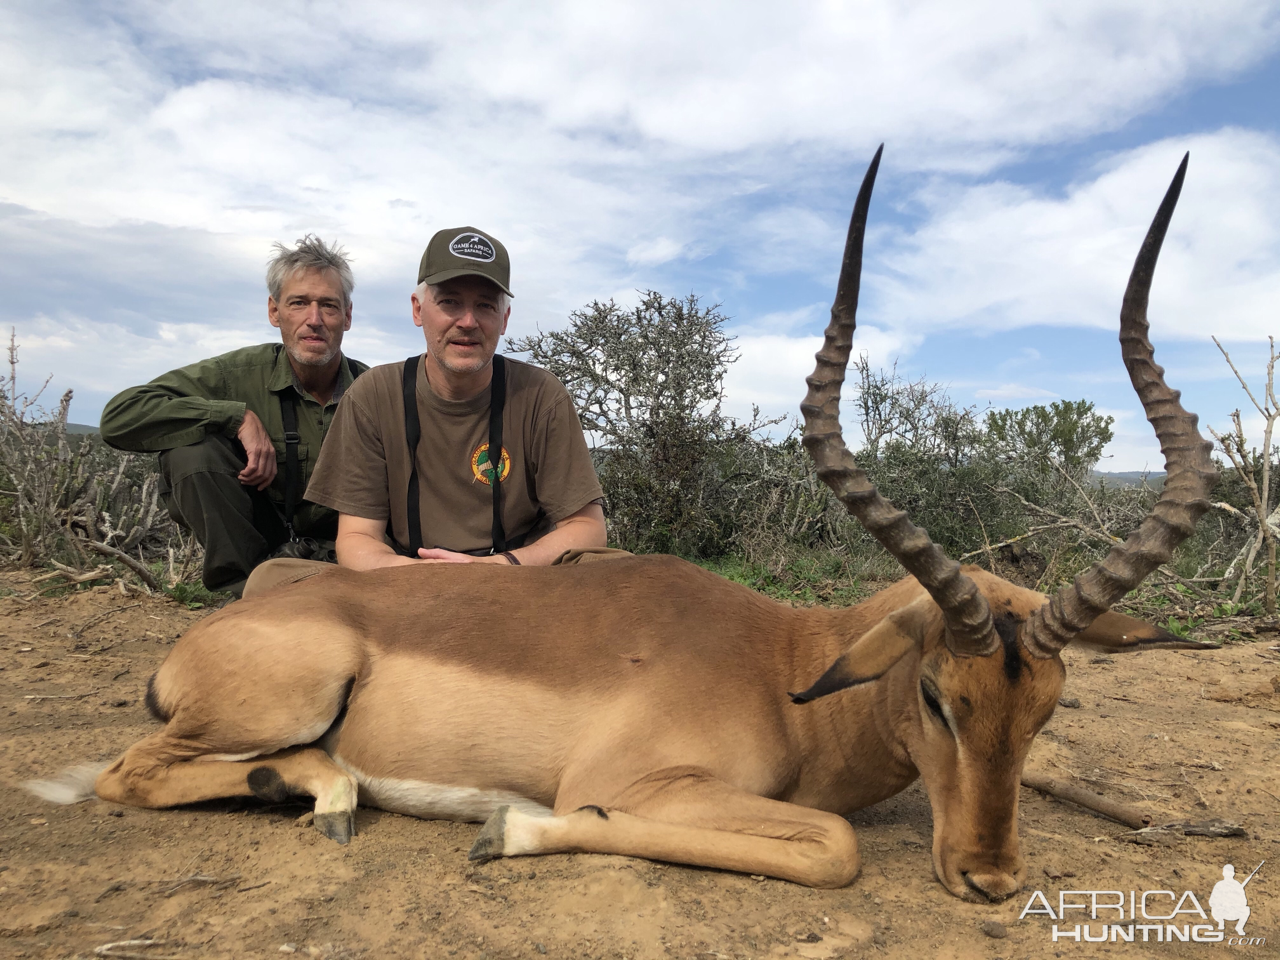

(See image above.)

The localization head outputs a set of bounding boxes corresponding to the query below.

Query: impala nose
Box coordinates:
[962,869,1021,902]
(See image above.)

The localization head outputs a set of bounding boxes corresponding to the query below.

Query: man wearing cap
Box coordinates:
[100,236,368,596]
[300,226,606,571]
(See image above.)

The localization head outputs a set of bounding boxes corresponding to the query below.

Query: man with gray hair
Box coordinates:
[296,225,605,574]
[101,235,369,596]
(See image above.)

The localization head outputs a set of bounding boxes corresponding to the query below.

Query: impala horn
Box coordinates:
[801,145,997,657]
[1021,153,1218,657]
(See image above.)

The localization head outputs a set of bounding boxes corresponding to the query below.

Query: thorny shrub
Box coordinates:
[0,334,195,585]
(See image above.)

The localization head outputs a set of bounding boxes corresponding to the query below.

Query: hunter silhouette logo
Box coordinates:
[470,442,510,486]
[448,232,496,262]
[1211,862,1262,935]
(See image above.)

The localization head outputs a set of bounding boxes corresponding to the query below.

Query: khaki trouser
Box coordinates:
[242,547,635,600]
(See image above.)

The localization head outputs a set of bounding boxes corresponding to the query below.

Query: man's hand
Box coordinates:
[416,548,509,564]
[236,409,278,490]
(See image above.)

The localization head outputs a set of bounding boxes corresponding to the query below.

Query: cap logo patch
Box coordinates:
[449,233,497,263]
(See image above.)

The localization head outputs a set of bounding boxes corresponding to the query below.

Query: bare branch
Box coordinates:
[83,539,160,592]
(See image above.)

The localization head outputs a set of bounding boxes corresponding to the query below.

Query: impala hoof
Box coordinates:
[469,805,509,862]
[314,810,355,845]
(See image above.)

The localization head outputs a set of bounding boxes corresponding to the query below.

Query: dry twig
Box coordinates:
[162,872,241,897]
[24,689,98,702]
[93,940,183,960]
[1021,771,1151,829]
[85,539,160,591]
[1211,335,1280,613]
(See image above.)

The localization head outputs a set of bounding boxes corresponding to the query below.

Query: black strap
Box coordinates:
[279,394,301,540]
[489,355,507,553]
[277,355,363,542]
[402,356,424,556]
[400,354,507,555]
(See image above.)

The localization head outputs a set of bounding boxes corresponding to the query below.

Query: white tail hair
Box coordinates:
[24,763,108,804]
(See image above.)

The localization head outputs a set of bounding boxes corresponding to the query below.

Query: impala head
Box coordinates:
[794,146,1219,901]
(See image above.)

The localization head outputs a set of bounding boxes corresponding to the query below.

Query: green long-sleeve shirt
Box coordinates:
[100,343,369,536]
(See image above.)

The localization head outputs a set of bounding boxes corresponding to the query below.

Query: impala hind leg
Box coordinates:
[94,734,358,843]
[469,766,859,888]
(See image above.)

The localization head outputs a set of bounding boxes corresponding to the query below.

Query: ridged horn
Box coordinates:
[801,146,996,657]
[1023,153,1218,658]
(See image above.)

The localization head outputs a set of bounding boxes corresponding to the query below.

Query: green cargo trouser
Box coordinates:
[159,434,334,596]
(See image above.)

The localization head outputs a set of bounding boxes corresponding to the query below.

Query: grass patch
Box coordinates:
[162,579,230,610]
[698,550,875,607]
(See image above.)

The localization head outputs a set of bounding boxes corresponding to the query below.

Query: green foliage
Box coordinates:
[1162,614,1204,638]
[509,291,1232,604]
[510,292,773,557]
[162,579,227,609]
[984,400,1114,477]
[697,551,871,607]
[509,291,738,446]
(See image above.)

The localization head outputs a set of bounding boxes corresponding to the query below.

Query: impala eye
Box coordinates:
[920,681,949,727]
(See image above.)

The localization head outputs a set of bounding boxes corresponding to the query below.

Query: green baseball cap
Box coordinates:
[417,226,513,297]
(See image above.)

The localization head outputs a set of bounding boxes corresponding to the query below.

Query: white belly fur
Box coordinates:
[334,757,552,823]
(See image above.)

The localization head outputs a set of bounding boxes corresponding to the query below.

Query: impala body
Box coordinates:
[29,147,1217,902]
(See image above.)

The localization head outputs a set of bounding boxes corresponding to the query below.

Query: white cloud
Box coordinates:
[867,129,1280,342]
[974,383,1058,401]
[0,0,1278,435]
[722,326,917,434]
[626,237,685,267]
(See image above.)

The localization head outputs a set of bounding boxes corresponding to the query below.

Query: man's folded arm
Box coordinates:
[503,501,606,566]
[340,502,607,570]
[335,513,419,570]
[100,362,246,453]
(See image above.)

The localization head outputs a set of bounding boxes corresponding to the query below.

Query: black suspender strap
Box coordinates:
[400,354,508,556]
[277,355,362,542]
[489,355,507,553]
[402,355,424,556]
[278,395,301,541]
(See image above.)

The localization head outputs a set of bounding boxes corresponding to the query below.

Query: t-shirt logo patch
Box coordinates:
[471,443,511,486]
[449,233,496,262]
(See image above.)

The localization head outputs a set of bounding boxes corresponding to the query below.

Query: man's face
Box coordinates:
[268,268,352,368]
[412,276,510,376]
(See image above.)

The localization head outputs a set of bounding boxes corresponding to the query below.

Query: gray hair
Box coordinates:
[267,235,355,309]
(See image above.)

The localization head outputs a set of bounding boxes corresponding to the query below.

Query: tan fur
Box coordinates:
[69,555,1192,900]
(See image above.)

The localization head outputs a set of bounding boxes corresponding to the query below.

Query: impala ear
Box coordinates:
[789,601,928,704]
[1069,609,1218,653]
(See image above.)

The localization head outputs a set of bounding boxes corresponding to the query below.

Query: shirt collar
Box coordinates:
[271,345,351,406]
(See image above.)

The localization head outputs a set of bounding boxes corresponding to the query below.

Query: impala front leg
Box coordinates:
[469,766,859,888]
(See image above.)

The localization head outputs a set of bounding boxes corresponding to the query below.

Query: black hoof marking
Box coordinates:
[576,804,609,820]
[314,811,355,845]
[468,805,509,862]
[246,767,290,804]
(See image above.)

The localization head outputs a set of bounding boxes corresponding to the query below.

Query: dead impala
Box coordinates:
[29,147,1217,901]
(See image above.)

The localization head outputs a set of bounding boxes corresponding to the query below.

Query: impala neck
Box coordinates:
[779,603,921,814]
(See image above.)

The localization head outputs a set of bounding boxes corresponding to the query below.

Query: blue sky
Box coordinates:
[3,1,1279,470]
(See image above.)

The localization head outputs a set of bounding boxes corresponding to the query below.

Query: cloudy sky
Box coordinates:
[3,1,1279,470]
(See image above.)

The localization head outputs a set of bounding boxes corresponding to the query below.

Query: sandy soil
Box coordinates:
[2,568,1277,960]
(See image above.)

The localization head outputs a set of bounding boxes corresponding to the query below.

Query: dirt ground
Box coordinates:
[1,568,1277,960]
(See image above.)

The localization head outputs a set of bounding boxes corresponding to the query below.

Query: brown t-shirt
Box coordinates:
[306,356,603,554]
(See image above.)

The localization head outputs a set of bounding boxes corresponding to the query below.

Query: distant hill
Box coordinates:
[1092,469,1165,489]
[66,423,99,436]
